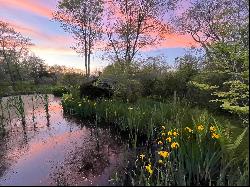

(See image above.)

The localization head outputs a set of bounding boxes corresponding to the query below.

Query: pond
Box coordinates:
[0,95,126,186]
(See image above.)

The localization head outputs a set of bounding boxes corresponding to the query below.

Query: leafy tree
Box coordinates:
[136,56,170,96]
[209,42,249,124]
[0,20,32,85]
[175,0,249,124]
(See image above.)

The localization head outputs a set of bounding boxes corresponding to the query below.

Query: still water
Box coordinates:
[0,95,125,186]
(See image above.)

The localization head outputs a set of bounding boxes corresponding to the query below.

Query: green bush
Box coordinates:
[101,62,143,103]
[52,86,70,97]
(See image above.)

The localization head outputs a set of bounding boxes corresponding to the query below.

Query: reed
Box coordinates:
[0,97,5,133]
[11,95,26,126]
[44,94,50,125]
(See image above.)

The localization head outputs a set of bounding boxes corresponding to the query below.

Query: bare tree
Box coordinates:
[53,0,104,77]
[105,0,174,64]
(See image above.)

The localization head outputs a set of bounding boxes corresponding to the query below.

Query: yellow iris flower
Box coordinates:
[210,126,216,131]
[167,131,172,136]
[173,131,179,136]
[211,133,220,139]
[166,137,172,143]
[158,151,169,158]
[145,164,153,175]
[197,125,204,131]
[171,142,180,149]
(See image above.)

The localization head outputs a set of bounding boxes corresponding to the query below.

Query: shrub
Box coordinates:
[52,86,70,97]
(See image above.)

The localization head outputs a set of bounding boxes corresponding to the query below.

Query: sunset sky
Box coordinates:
[0,0,197,72]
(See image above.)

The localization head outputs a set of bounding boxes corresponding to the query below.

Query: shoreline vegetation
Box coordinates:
[61,92,248,186]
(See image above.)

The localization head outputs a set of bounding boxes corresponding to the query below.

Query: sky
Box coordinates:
[0,0,197,73]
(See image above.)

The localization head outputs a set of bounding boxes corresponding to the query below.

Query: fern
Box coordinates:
[226,127,248,151]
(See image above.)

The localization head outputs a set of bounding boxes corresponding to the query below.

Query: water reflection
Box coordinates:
[0,95,125,186]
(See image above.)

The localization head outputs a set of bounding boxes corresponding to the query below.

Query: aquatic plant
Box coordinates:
[31,95,36,123]
[44,94,50,125]
[6,98,12,125]
[0,97,5,133]
[11,95,26,126]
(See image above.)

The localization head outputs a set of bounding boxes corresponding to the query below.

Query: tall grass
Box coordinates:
[0,83,58,97]
[61,94,248,186]
[61,94,237,145]
[0,97,5,134]
[62,94,203,145]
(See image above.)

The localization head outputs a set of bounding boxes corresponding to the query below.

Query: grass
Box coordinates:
[0,81,66,97]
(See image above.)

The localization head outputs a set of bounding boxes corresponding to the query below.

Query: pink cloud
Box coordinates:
[0,0,52,18]
[158,33,199,48]
[30,45,75,56]
[140,33,199,51]
[4,19,73,48]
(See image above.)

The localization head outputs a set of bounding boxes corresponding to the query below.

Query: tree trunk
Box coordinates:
[84,29,88,77]
[88,23,92,76]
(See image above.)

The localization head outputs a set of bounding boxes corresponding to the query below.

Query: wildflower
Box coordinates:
[158,160,163,164]
[173,131,179,136]
[210,126,216,131]
[94,102,96,106]
[139,154,145,160]
[145,164,153,175]
[158,140,163,145]
[161,132,166,136]
[128,107,133,110]
[161,126,166,130]
[158,151,169,158]
[171,142,180,149]
[211,133,220,139]
[197,125,204,131]
[185,127,193,133]
[167,131,172,136]
[166,137,172,143]
[78,104,81,107]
